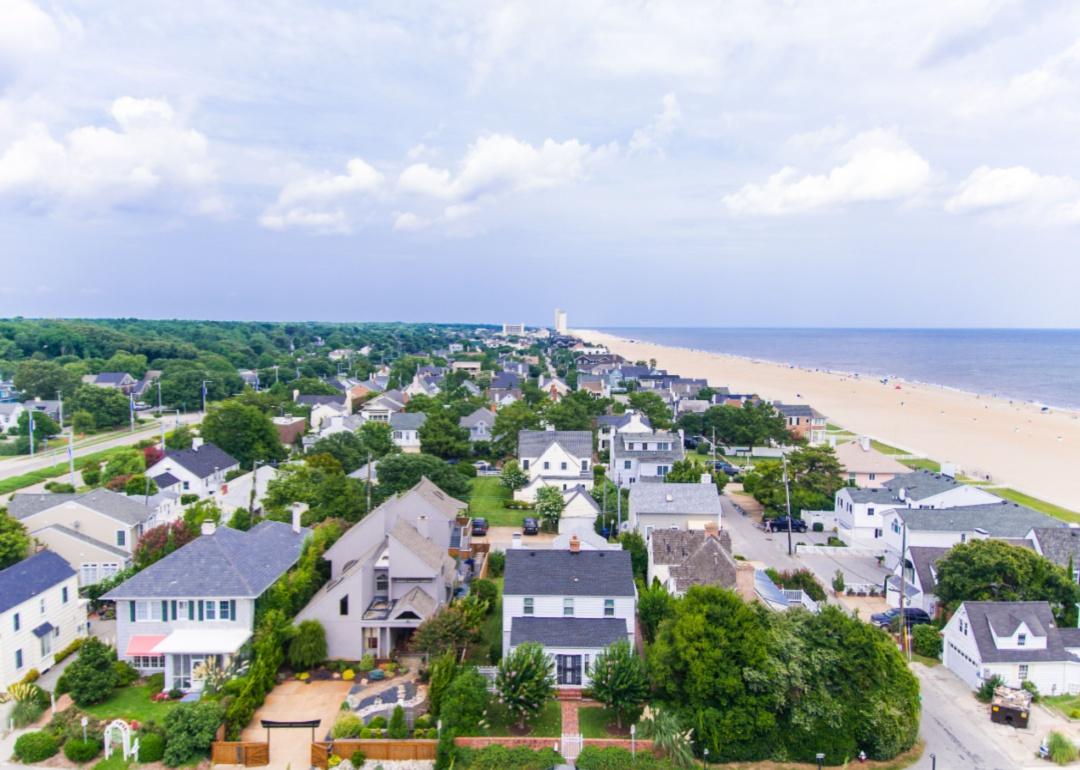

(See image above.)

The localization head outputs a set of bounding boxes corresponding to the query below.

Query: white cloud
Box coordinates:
[946,165,1080,224]
[628,93,682,155]
[392,211,428,231]
[0,96,222,215]
[723,129,931,215]
[959,39,1080,117]
[0,0,63,82]
[259,157,383,234]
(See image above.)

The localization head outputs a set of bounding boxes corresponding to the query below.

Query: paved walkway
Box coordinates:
[233,679,352,769]
[560,699,579,734]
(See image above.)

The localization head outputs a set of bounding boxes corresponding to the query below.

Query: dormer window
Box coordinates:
[1017,633,1027,647]
[376,574,389,593]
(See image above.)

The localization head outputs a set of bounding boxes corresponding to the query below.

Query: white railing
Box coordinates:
[782,589,820,613]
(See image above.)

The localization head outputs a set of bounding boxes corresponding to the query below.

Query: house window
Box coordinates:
[40,633,51,658]
[340,595,349,616]
[524,598,534,615]
[604,599,615,617]
[657,465,670,477]
[960,533,967,543]
[560,462,567,471]
[102,563,119,580]
[219,600,231,620]
[80,564,98,584]
[869,473,876,481]
[182,481,190,491]
[1018,633,1027,647]
[563,598,574,617]
[1018,664,1029,680]
[659,443,669,451]
[523,460,529,470]
[13,612,20,631]
[39,598,45,614]
[543,461,550,470]
[393,431,402,439]
[376,574,389,594]
[623,460,631,470]
[62,587,68,604]
[874,529,882,539]
[116,530,126,547]
[581,460,588,471]
[867,508,875,516]
[15,649,23,670]
[628,443,635,450]
[205,601,217,621]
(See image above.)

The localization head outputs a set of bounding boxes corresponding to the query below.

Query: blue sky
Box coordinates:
[2,1,1080,327]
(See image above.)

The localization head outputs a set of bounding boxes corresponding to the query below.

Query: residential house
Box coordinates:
[390,412,426,453]
[833,469,1004,548]
[489,372,523,404]
[596,411,651,453]
[576,374,610,398]
[0,551,86,689]
[515,429,593,502]
[574,354,624,375]
[315,412,364,441]
[8,489,157,585]
[881,501,1065,569]
[886,545,950,616]
[105,516,309,691]
[24,398,62,423]
[0,401,24,432]
[1026,528,1080,581]
[348,460,379,485]
[629,482,722,540]
[300,396,348,431]
[502,542,636,689]
[647,522,755,599]
[328,348,354,362]
[610,430,685,488]
[942,601,1080,695]
[146,440,240,498]
[273,415,307,447]
[606,365,651,391]
[238,369,260,389]
[537,375,570,401]
[774,403,827,445]
[448,343,465,354]
[296,478,468,659]
[82,372,137,393]
[404,373,441,398]
[459,407,495,443]
[359,389,408,423]
[675,399,711,416]
[451,360,482,374]
[559,486,601,535]
[217,466,279,517]
[834,437,910,488]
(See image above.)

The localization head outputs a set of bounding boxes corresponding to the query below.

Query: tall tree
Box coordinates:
[0,513,31,569]
[491,401,542,457]
[13,360,79,399]
[376,453,471,500]
[419,408,471,460]
[742,445,844,515]
[627,391,673,430]
[587,639,649,728]
[201,400,286,467]
[67,384,131,429]
[534,486,565,530]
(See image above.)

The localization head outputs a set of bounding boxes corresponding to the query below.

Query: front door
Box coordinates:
[556,655,582,686]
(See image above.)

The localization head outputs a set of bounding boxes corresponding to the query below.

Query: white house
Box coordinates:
[515,429,593,502]
[0,402,25,432]
[1025,528,1080,581]
[629,482,722,540]
[0,551,87,689]
[833,469,1003,548]
[390,412,426,453]
[942,601,1080,696]
[881,501,1063,569]
[502,540,636,688]
[217,465,279,516]
[296,478,467,658]
[459,407,495,443]
[146,440,240,498]
[885,545,950,616]
[610,430,685,488]
[104,516,309,691]
[558,486,602,535]
[595,412,651,453]
[833,437,910,488]
[360,390,408,423]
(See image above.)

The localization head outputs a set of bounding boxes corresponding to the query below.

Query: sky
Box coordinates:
[2,0,1080,327]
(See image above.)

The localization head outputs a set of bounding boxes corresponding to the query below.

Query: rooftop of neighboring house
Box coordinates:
[509,617,629,647]
[390,411,427,431]
[596,412,652,431]
[959,601,1080,663]
[1027,527,1080,569]
[296,394,347,407]
[630,482,722,516]
[93,372,134,385]
[103,520,310,600]
[9,487,157,526]
[504,548,634,597]
[905,545,951,593]
[844,469,987,504]
[517,429,593,459]
[834,439,911,475]
[0,550,76,615]
[490,372,521,390]
[651,524,737,593]
[159,442,240,479]
[895,501,1065,537]
[459,407,495,428]
[613,365,651,379]
[0,402,23,416]
[562,485,600,512]
[773,402,825,419]
[612,431,684,462]
[364,389,407,410]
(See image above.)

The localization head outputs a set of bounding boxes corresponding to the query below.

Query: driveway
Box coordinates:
[479,526,557,552]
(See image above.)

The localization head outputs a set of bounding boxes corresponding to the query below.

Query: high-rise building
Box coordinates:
[554,308,567,334]
[501,323,525,336]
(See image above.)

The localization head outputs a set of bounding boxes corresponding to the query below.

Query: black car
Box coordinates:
[471,517,488,537]
[713,461,740,477]
[870,607,932,630]
[767,516,807,533]
[522,517,539,535]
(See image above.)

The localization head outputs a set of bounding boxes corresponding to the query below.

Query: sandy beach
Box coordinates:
[576,329,1080,513]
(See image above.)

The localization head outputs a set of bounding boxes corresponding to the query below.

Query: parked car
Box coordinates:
[522,517,539,535]
[713,461,740,477]
[767,516,807,533]
[471,517,488,537]
[869,607,932,630]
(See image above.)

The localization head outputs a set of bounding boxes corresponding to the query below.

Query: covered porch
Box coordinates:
[148,628,251,692]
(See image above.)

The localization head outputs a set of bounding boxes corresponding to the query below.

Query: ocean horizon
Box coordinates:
[598,327,1080,410]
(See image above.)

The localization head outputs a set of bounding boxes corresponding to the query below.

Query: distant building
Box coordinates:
[833,437,910,488]
[501,323,526,336]
[610,430,685,488]
[390,412,426,453]
[773,402,827,445]
[629,482,722,540]
[555,309,567,334]
[145,439,240,498]
[515,429,594,501]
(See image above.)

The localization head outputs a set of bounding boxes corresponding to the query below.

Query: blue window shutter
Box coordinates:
[188,601,194,621]
[230,600,236,621]
[198,601,204,621]
[129,602,136,622]
[160,600,168,621]
[171,600,177,620]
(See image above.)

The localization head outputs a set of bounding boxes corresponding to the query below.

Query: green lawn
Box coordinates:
[987,488,1080,524]
[468,477,527,527]
[578,706,632,738]
[909,653,940,668]
[483,699,561,737]
[1043,694,1080,719]
[0,445,145,496]
[870,439,908,455]
[900,458,942,473]
[82,684,180,723]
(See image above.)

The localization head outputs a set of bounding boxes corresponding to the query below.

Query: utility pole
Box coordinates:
[366,453,373,514]
[57,389,63,427]
[201,380,213,414]
[28,409,35,457]
[157,380,162,414]
[129,392,135,433]
[783,454,794,556]
[67,428,76,487]
[899,520,910,659]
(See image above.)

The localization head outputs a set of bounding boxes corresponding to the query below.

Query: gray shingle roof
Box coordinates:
[103,520,309,599]
[1029,527,1080,570]
[152,472,181,489]
[846,470,983,505]
[390,412,427,430]
[650,529,737,592]
[613,432,684,462]
[459,408,494,428]
[163,443,239,479]
[0,551,75,614]
[9,488,155,526]
[962,601,1080,663]
[296,394,347,406]
[597,414,652,430]
[504,549,634,597]
[95,372,133,385]
[517,430,593,459]
[630,483,722,516]
[896,502,1064,538]
[509,617,629,648]
[905,545,950,593]
[45,524,131,559]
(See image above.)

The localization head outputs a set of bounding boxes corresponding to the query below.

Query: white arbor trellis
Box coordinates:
[103,719,140,760]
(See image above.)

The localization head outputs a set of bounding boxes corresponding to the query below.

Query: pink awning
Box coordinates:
[126,635,166,656]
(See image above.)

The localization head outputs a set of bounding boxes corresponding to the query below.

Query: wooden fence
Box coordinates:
[311,740,437,767]
[210,741,270,766]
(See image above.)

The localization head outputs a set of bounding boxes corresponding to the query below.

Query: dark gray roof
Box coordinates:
[906,546,950,593]
[163,443,239,479]
[517,430,593,459]
[962,601,1080,664]
[630,483,722,516]
[509,617,629,648]
[896,502,1064,538]
[1060,628,1080,648]
[613,432,684,462]
[596,413,652,431]
[651,529,736,592]
[390,412,427,430]
[774,402,814,417]
[491,372,521,390]
[9,488,155,526]
[1029,527,1080,569]
[95,372,133,385]
[0,551,75,614]
[152,472,181,489]
[104,520,309,599]
[504,549,634,597]
[296,394,347,406]
[846,470,983,505]
[459,408,494,428]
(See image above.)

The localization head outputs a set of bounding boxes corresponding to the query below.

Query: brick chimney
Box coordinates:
[704,520,719,539]
[569,534,580,553]
[734,562,756,603]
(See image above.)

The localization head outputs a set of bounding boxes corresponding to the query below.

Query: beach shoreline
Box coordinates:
[575,328,1080,512]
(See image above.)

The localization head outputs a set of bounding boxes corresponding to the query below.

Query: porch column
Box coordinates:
[163,655,174,692]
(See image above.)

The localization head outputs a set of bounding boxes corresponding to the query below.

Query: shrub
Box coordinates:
[388,705,408,738]
[147,672,166,691]
[14,731,59,762]
[359,727,374,739]
[180,493,199,505]
[826,535,847,547]
[469,578,498,610]
[113,659,140,686]
[977,674,1004,703]
[66,638,119,706]
[162,701,225,766]
[435,728,457,770]
[342,668,355,681]
[332,712,363,738]
[440,667,490,735]
[414,714,432,730]
[358,653,375,672]
[912,624,942,659]
[288,620,328,670]
[811,522,824,532]
[486,551,505,578]
[350,749,366,765]
[20,668,40,683]
[459,744,565,770]
[832,569,845,593]
[11,699,46,727]
[1048,731,1079,765]
[1022,679,1040,702]
[64,737,103,763]
[138,732,166,762]
[53,636,86,663]
[367,715,387,729]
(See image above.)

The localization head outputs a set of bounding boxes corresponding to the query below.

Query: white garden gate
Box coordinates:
[560,733,583,762]
[103,719,140,761]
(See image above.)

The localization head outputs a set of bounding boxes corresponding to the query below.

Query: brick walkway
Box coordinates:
[559,696,602,735]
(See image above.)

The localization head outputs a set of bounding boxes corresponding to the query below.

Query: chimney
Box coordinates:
[192,436,204,450]
[734,562,756,603]
[704,520,719,539]
[700,473,712,485]
[511,532,522,549]
[858,436,871,452]
[201,520,216,536]
[569,534,580,553]
[898,487,907,502]
[290,502,308,534]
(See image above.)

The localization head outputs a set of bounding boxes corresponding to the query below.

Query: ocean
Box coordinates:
[600,328,1080,410]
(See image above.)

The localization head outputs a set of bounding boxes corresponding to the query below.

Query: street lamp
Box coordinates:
[703,747,709,769]
[815,752,825,770]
